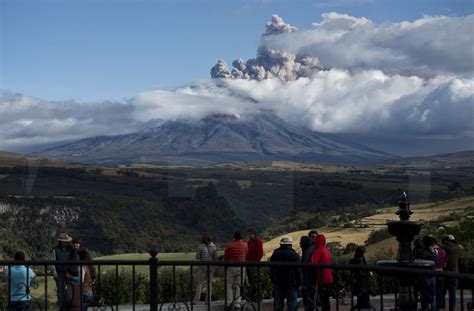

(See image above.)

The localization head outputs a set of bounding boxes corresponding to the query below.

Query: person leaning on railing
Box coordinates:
[4,251,36,311]
[193,231,218,304]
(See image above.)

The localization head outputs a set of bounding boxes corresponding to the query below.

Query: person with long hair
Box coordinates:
[76,250,96,311]
[349,246,371,310]
[194,231,218,304]
[300,235,317,311]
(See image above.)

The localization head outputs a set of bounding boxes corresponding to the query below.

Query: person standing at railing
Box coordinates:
[270,236,301,311]
[442,235,463,311]
[311,234,333,311]
[246,228,264,302]
[76,250,96,311]
[4,251,36,311]
[64,267,82,311]
[300,235,318,311]
[308,230,318,245]
[224,231,248,308]
[51,233,76,308]
[72,238,82,261]
[432,238,447,311]
[414,236,437,311]
[349,246,371,310]
[193,231,218,304]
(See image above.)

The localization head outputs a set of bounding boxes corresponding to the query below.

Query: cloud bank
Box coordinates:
[1,13,473,154]
[212,13,474,80]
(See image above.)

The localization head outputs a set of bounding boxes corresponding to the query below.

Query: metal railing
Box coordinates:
[0,252,473,311]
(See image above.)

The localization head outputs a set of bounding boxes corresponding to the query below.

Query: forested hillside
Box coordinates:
[1,161,473,258]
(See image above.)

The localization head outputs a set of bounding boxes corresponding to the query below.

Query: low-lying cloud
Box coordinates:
[1,13,473,155]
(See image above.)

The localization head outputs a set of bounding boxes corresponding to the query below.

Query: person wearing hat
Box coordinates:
[51,233,76,308]
[270,236,301,311]
[442,234,463,311]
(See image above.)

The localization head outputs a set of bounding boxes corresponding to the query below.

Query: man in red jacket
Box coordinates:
[311,234,333,311]
[246,228,263,302]
[224,231,249,307]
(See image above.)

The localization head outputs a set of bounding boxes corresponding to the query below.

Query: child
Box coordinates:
[64,267,82,311]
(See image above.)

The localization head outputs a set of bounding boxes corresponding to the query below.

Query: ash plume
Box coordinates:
[210,15,322,82]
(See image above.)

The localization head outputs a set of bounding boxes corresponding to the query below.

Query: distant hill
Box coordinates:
[262,196,474,259]
[0,151,83,168]
[382,150,474,168]
[35,111,394,166]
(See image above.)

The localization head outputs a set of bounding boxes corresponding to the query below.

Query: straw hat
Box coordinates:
[57,233,72,242]
[280,236,293,245]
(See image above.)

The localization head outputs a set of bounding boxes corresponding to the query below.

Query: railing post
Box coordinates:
[149,249,159,311]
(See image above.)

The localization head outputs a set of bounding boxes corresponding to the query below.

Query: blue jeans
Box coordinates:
[444,278,458,311]
[420,277,436,311]
[9,300,32,311]
[273,284,295,311]
[436,278,445,309]
[83,292,93,311]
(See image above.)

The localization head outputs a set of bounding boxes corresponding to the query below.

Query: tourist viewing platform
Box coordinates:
[1,255,473,311]
[2,1,474,310]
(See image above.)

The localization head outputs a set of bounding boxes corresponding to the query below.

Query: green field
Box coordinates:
[95,252,197,261]
[94,252,213,274]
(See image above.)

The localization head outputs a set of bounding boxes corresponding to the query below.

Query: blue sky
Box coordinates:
[2,0,473,102]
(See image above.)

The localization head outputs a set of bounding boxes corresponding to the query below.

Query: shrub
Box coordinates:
[365,229,391,245]
[93,268,149,307]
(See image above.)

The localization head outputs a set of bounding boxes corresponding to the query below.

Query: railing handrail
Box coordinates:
[1,259,473,281]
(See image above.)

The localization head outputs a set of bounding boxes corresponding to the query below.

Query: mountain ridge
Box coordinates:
[35,111,394,166]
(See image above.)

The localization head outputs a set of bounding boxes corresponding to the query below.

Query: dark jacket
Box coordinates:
[444,242,463,273]
[302,244,316,263]
[414,247,436,262]
[270,245,301,288]
[301,243,316,286]
[349,257,370,294]
[52,245,75,277]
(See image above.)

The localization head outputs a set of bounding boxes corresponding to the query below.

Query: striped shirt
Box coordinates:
[196,242,218,261]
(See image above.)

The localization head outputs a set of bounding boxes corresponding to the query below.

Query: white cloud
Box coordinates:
[1,13,473,155]
[261,13,474,75]
[183,70,473,138]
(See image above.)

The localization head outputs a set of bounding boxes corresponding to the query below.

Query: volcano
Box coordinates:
[36,111,394,165]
